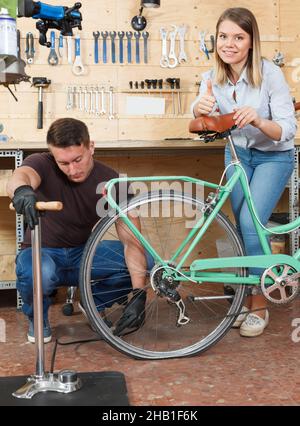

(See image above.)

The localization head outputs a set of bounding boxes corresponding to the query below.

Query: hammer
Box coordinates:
[32,77,51,129]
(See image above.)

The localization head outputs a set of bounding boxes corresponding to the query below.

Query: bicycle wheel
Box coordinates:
[79,190,246,359]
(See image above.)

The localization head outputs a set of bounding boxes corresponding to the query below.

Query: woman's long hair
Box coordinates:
[215,7,263,87]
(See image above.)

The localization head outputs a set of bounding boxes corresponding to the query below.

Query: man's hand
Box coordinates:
[113,289,147,336]
[233,106,262,129]
[12,185,39,230]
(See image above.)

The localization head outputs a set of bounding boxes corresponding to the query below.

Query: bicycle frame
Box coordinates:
[104,133,300,288]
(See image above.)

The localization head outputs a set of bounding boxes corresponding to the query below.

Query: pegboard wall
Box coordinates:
[0,0,300,146]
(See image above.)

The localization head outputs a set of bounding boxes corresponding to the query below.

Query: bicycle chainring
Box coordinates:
[261,264,300,304]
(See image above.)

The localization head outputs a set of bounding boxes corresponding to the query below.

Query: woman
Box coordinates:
[191,7,297,337]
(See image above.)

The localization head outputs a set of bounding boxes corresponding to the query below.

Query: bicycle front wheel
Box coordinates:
[79,191,246,359]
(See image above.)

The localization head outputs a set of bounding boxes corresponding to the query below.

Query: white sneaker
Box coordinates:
[232,306,249,328]
[240,310,269,337]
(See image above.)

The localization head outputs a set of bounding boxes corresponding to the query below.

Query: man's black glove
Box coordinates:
[12,185,39,230]
[113,289,147,336]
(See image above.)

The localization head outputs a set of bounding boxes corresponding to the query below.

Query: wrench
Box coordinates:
[110,31,117,63]
[25,32,35,64]
[177,25,188,64]
[78,86,83,111]
[48,31,59,66]
[100,86,106,115]
[108,86,115,120]
[58,34,64,58]
[93,31,100,64]
[160,28,169,68]
[168,25,178,68]
[134,31,141,64]
[142,31,149,64]
[95,87,100,116]
[72,34,85,75]
[199,31,210,60]
[101,31,108,63]
[66,35,73,64]
[126,31,133,63]
[118,31,125,64]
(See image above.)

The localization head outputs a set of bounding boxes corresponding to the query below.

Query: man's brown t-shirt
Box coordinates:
[21,152,118,248]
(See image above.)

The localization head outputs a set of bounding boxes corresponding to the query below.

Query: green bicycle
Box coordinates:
[79,111,300,360]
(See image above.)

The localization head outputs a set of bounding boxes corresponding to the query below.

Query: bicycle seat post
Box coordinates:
[227,132,240,164]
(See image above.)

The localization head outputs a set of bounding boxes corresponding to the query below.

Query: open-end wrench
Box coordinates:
[48,31,59,66]
[66,35,73,65]
[126,31,133,63]
[78,86,83,111]
[177,25,188,64]
[58,34,64,58]
[142,31,149,63]
[168,25,178,68]
[93,31,100,64]
[89,86,95,114]
[72,34,85,75]
[118,31,125,64]
[101,31,108,63]
[84,87,89,113]
[25,32,35,64]
[110,31,117,63]
[134,31,141,64]
[160,28,169,68]
[100,86,106,115]
[108,86,115,120]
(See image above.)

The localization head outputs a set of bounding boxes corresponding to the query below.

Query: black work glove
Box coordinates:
[113,289,147,336]
[12,185,39,230]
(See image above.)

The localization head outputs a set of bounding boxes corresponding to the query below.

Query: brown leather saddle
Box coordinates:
[189,112,236,142]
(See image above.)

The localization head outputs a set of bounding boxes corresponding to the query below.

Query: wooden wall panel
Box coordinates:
[1,0,297,146]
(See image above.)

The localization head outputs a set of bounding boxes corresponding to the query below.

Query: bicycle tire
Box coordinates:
[79,190,246,360]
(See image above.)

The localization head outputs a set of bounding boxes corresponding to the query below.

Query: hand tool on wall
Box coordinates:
[58,34,64,57]
[118,31,125,64]
[72,34,84,75]
[142,31,149,63]
[110,31,117,63]
[48,31,59,65]
[273,51,285,67]
[126,31,133,63]
[177,25,187,64]
[93,31,100,64]
[166,77,176,114]
[168,25,178,68]
[101,31,108,63]
[32,77,51,129]
[160,27,169,68]
[175,78,182,114]
[108,86,115,119]
[25,32,35,64]
[134,31,141,64]
[100,86,106,115]
[66,35,73,64]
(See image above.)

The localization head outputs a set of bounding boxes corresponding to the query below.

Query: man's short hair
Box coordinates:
[47,118,90,148]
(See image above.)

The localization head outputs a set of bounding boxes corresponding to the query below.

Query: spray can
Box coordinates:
[0,8,17,57]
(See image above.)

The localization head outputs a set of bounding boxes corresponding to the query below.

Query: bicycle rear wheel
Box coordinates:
[79,191,246,359]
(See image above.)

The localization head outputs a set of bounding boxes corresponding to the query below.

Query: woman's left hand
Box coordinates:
[233,107,262,129]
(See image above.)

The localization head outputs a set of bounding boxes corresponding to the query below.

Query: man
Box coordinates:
[7,118,149,343]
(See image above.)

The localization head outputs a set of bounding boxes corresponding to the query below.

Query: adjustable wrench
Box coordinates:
[177,25,188,64]
[48,31,59,66]
[168,25,178,68]
[134,31,141,64]
[72,35,85,76]
[93,31,100,64]
[142,31,149,63]
[118,31,125,64]
[110,31,117,63]
[126,31,133,63]
[101,31,108,63]
[25,32,35,64]
[160,28,169,68]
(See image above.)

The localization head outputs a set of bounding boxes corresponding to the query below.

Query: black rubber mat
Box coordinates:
[0,371,129,406]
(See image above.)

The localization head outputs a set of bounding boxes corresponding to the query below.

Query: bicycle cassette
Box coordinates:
[261,264,300,304]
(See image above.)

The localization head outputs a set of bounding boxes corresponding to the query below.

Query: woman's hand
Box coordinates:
[194,80,217,116]
[233,107,262,129]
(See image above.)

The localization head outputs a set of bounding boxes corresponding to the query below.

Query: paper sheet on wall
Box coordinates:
[125,96,165,115]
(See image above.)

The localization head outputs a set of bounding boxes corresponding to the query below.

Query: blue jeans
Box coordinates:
[16,241,153,321]
[225,145,294,277]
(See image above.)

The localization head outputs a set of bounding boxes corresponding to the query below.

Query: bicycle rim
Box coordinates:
[79,191,246,359]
